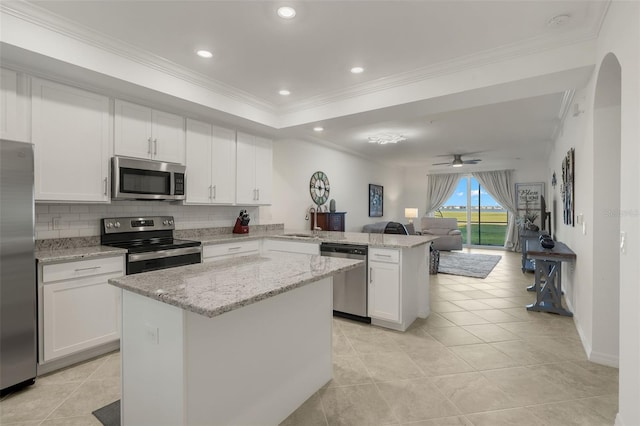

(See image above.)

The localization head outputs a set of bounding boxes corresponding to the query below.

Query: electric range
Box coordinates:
[100,216,202,275]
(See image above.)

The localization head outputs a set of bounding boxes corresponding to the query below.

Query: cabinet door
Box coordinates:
[114,99,153,160]
[32,78,110,202]
[236,132,257,204]
[42,275,120,361]
[185,119,213,204]
[368,261,400,322]
[152,109,185,164]
[210,126,236,204]
[1,68,29,142]
[254,136,272,205]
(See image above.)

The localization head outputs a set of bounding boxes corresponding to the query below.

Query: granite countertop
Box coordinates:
[108,252,362,318]
[198,230,438,249]
[35,229,437,263]
[36,246,127,263]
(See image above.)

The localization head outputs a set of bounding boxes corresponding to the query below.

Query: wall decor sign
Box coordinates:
[369,184,383,217]
[515,182,544,211]
[562,148,575,226]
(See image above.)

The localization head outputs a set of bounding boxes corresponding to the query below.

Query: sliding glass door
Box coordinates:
[439,176,507,246]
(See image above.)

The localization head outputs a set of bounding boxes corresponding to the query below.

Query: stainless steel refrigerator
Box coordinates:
[1,139,37,393]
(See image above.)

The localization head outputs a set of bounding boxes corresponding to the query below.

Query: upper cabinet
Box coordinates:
[185,119,236,205]
[114,99,185,164]
[236,132,272,205]
[1,68,30,142]
[31,78,111,203]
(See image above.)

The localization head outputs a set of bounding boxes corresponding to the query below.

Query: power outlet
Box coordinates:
[145,324,160,345]
[52,217,61,230]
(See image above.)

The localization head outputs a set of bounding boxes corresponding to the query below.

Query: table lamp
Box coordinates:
[405,208,418,223]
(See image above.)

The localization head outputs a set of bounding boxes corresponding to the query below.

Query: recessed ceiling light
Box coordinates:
[196,50,213,58]
[546,14,571,27]
[313,127,324,132]
[367,134,406,145]
[350,67,364,74]
[279,89,291,96]
[277,6,296,19]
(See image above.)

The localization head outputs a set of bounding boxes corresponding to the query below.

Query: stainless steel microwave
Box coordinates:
[111,156,186,201]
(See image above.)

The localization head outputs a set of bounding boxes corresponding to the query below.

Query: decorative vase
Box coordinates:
[329,199,336,212]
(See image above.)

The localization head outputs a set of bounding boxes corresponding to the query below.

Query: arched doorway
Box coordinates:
[591,53,622,366]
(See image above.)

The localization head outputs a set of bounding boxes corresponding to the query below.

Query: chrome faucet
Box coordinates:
[309,206,321,233]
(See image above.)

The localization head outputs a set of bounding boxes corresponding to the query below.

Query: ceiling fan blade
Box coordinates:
[431,161,452,166]
[463,159,482,164]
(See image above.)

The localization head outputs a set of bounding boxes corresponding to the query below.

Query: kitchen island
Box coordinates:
[108,251,362,426]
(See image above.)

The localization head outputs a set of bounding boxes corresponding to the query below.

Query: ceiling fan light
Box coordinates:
[452,163,463,168]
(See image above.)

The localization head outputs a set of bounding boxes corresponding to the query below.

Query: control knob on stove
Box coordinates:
[163,220,169,226]
[105,222,113,229]
[169,219,174,225]
[114,222,121,228]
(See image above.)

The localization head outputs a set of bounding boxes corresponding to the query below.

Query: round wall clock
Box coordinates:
[309,171,330,205]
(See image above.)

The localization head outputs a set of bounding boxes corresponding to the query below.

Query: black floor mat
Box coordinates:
[92,399,120,426]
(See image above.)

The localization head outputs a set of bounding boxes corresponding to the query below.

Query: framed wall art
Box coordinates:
[369,184,383,217]
[562,148,575,226]
[515,182,544,211]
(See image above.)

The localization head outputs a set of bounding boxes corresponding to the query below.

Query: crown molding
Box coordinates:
[551,89,576,141]
[1,1,276,114]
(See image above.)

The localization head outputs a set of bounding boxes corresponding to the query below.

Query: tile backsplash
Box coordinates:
[35,202,261,239]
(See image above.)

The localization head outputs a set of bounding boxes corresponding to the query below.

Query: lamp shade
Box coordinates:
[404,208,418,219]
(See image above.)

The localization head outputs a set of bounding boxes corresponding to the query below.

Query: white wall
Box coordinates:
[264,139,404,231]
[548,2,640,425]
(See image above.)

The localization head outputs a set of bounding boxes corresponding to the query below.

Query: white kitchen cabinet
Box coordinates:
[38,255,124,363]
[31,78,111,202]
[368,248,401,323]
[263,239,320,255]
[0,68,29,142]
[202,240,261,263]
[114,99,185,164]
[236,132,272,205]
[185,119,236,205]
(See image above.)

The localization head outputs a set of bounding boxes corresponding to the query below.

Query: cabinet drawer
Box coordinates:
[203,240,260,259]
[42,256,124,283]
[264,239,320,255]
[369,248,399,264]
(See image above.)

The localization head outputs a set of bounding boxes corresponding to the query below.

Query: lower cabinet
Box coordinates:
[202,240,261,263]
[368,248,401,323]
[39,255,124,364]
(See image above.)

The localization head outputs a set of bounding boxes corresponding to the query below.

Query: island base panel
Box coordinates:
[121,278,333,425]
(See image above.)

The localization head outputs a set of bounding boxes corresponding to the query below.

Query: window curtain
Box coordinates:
[425,173,462,215]
[472,170,519,251]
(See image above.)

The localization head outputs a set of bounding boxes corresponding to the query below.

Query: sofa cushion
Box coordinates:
[449,229,462,235]
[427,228,453,236]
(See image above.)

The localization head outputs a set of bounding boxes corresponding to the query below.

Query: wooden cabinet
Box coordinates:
[311,212,346,231]
[115,99,185,164]
[38,256,124,363]
[202,240,261,263]
[1,68,29,142]
[368,248,401,323]
[31,78,111,202]
[236,132,272,205]
[185,119,236,205]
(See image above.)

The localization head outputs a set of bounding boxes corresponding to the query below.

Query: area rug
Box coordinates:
[438,252,501,279]
[92,399,120,426]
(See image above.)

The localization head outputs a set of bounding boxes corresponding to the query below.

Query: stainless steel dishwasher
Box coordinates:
[320,243,370,323]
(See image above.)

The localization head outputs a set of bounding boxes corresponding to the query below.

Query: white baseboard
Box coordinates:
[567,300,619,367]
[614,412,625,426]
[37,340,119,375]
[589,350,619,368]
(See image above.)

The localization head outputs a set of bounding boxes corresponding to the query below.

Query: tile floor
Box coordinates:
[0,249,619,425]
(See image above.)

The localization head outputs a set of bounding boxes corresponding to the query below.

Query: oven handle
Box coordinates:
[128,246,202,262]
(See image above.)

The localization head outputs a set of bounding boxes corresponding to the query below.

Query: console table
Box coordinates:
[525,239,576,317]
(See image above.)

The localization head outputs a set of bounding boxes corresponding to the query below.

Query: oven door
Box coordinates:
[127,247,202,275]
[112,156,185,201]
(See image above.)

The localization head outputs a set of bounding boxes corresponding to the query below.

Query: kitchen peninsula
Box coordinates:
[109,251,362,426]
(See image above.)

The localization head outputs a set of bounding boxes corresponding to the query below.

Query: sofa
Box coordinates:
[420,217,463,251]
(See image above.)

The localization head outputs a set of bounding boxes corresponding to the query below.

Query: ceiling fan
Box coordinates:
[432,154,482,168]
